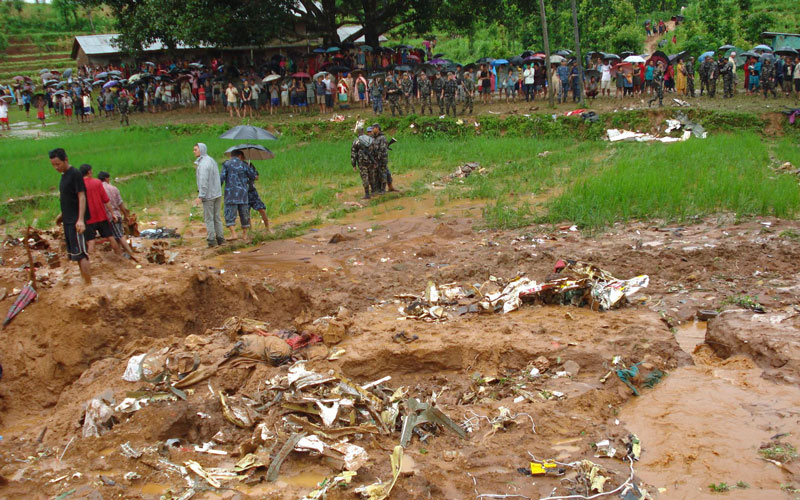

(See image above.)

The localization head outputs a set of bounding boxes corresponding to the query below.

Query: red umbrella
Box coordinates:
[291,72,311,78]
[406,54,421,62]
[2,282,37,329]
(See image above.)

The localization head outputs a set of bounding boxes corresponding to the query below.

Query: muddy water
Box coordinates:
[621,319,800,500]
[674,320,707,354]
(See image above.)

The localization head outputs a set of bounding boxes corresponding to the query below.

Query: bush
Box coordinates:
[0,32,7,53]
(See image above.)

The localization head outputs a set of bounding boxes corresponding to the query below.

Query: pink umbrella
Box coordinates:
[2,282,37,329]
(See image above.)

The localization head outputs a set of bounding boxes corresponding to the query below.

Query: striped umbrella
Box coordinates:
[2,282,37,329]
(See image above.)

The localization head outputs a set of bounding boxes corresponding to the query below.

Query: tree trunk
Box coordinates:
[362,0,380,48]
[571,0,585,106]
[539,0,554,108]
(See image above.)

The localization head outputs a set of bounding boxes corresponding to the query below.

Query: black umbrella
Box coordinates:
[509,56,525,66]
[369,72,386,79]
[669,50,688,63]
[584,69,601,80]
[648,50,670,67]
[775,46,799,57]
[521,50,535,58]
[759,52,776,63]
[739,50,758,59]
[224,144,275,160]
[555,49,572,57]
[417,64,438,76]
[325,65,351,73]
[619,51,634,59]
[432,53,445,58]
[394,44,413,50]
[220,125,277,141]
[476,57,494,64]
[718,44,735,51]
[603,53,621,61]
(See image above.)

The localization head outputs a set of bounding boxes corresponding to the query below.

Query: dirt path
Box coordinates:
[645,20,676,54]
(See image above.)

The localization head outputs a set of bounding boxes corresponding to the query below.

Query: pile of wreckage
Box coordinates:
[78,313,467,500]
[607,112,707,143]
[398,259,649,322]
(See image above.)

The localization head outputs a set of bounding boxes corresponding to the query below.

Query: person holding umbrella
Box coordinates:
[220,149,255,241]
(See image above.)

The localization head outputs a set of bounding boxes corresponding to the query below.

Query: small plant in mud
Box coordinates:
[759,442,798,463]
[781,483,799,493]
[779,229,800,240]
[723,294,764,313]
[735,481,749,489]
[708,482,730,493]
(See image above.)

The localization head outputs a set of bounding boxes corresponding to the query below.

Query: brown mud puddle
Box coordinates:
[622,319,800,499]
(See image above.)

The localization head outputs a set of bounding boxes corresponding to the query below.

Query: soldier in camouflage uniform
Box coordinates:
[400,72,415,115]
[369,77,384,115]
[761,58,777,98]
[707,58,719,98]
[721,58,734,98]
[648,62,665,107]
[370,123,394,193]
[433,72,445,115]
[443,72,458,117]
[350,126,377,199]
[685,57,695,97]
[461,70,475,115]
[699,57,711,96]
[385,76,402,116]
[417,72,433,115]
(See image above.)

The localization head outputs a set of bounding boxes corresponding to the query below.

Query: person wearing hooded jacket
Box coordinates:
[192,143,225,247]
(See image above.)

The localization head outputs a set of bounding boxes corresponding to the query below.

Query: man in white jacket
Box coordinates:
[193,143,225,247]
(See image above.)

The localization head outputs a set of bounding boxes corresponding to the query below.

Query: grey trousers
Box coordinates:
[202,197,223,242]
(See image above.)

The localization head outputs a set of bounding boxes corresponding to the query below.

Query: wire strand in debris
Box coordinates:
[467,472,532,499]
[535,457,636,500]
[465,409,536,434]
[58,436,75,462]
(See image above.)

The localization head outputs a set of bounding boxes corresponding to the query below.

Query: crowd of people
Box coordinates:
[3,38,799,131]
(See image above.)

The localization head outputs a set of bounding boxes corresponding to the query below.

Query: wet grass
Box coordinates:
[543,133,800,229]
[3,124,799,236]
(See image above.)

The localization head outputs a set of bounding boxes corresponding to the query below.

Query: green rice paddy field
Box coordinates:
[1,117,799,233]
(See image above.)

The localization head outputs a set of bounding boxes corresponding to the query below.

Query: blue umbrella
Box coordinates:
[698,51,715,62]
[753,44,773,52]
[326,46,340,53]
[313,48,326,53]
[491,59,510,66]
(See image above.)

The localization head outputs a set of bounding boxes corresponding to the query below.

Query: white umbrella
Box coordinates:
[549,55,565,64]
[313,71,330,80]
[262,74,281,83]
[623,55,646,63]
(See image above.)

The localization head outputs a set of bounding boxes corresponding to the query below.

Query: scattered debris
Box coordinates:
[442,162,487,182]
[354,446,403,500]
[399,260,648,321]
[140,227,180,239]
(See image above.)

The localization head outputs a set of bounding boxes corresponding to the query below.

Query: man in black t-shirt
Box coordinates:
[50,147,91,284]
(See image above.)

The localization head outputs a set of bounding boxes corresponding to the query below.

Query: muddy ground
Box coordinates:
[0,199,799,500]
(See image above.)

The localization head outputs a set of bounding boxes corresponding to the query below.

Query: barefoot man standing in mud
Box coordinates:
[50,148,91,284]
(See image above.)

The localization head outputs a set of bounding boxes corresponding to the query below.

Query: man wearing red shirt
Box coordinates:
[79,164,122,255]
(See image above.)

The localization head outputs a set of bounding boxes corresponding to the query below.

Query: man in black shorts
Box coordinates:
[50,148,91,284]
[479,64,492,104]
